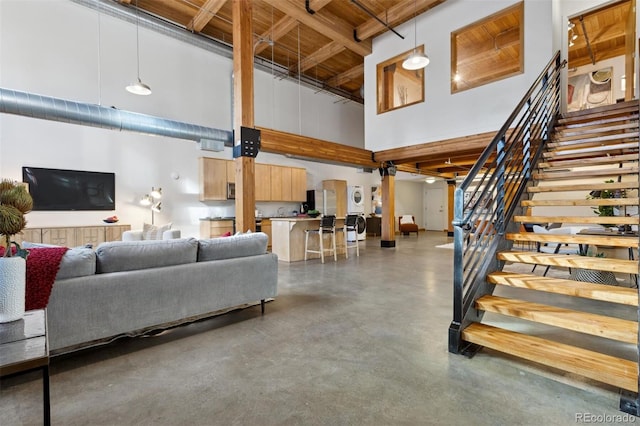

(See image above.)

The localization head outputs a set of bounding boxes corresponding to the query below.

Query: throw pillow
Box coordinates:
[400,215,413,224]
[142,222,172,240]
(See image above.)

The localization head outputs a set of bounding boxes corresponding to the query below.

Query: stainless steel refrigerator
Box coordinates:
[315,189,336,216]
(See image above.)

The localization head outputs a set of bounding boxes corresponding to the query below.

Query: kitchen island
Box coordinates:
[271,217,346,262]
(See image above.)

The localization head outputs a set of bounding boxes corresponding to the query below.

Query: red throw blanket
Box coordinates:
[0,246,68,310]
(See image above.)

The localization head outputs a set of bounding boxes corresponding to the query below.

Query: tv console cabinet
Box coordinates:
[14,224,131,248]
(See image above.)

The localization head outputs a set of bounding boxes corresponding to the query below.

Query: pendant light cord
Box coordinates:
[298,23,301,135]
[135,0,141,81]
[413,0,417,52]
[97,1,102,105]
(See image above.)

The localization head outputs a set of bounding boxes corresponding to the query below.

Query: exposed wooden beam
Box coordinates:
[255,16,298,55]
[375,129,502,163]
[418,157,479,168]
[255,0,332,55]
[295,41,346,73]
[187,0,226,32]
[262,0,372,57]
[355,0,446,40]
[258,127,378,168]
[326,63,364,87]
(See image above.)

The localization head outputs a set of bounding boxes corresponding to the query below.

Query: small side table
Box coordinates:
[0,309,50,426]
[366,216,381,236]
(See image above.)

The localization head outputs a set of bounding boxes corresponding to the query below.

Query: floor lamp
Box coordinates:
[140,187,162,224]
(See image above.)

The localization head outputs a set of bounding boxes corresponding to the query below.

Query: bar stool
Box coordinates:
[304,215,337,263]
[343,214,360,258]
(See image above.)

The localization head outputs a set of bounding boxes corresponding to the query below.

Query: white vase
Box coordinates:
[0,256,26,323]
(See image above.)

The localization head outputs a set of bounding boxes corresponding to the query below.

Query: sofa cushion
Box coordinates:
[22,242,96,280]
[57,247,96,280]
[96,237,198,273]
[198,232,268,262]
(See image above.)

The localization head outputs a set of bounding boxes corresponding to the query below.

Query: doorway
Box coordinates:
[424,187,445,231]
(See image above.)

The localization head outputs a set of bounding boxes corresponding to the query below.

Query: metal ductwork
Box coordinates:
[0,87,232,144]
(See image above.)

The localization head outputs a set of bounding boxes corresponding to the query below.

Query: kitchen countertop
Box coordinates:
[200,217,235,221]
[270,216,344,221]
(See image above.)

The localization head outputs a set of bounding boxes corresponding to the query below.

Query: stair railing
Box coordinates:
[449,51,564,354]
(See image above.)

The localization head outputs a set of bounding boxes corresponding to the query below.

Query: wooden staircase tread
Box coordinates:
[527,181,637,193]
[514,215,639,225]
[538,153,639,169]
[542,142,638,158]
[555,114,639,131]
[521,198,639,207]
[558,101,640,122]
[533,167,639,180]
[488,271,638,306]
[457,101,640,394]
[497,251,638,274]
[548,131,639,148]
[475,295,638,343]
[462,323,638,392]
[556,122,639,138]
[505,232,639,248]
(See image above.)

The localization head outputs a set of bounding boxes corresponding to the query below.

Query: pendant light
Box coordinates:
[402,0,430,70]
[126,0,152,95]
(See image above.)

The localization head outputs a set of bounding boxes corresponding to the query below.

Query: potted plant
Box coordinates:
[587,179,626,224]
[0,179,33,322]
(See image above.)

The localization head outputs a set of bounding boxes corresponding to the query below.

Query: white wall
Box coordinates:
[394,180,425,231]
[0,0,365,238]
[365,0,638,151]
[254,72,364,148]
[365,0,554,151]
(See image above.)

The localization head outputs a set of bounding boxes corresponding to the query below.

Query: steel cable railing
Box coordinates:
[449,51,564,353]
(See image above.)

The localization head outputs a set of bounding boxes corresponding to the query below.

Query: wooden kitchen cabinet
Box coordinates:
[255,163,271,201]
[199,157,228,201]
[226,160,235,184]
[271,166,293,201]
[16,228,43,244]
[281,167,292,201]
[290,167,307,201]
[199,158,306,202]
[200,219,235,238]
[14,224,130,246]
[105,225,130,242]
[42,227,77,246]
[271,165,306,202]
[261,218,272,248]
[76,226,106,247]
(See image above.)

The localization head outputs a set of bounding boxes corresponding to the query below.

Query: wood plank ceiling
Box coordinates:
[121,0,448,103]
[567,0,633,69]
[120,0,635,178]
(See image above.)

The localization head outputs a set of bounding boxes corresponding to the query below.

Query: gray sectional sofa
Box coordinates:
[40,232,277,354]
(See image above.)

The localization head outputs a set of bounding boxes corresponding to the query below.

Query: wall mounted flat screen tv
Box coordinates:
[22,167,115,211]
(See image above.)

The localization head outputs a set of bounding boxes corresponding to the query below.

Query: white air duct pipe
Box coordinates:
[0,87,232,144]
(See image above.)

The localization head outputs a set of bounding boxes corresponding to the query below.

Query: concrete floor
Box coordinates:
[0,231,632,425]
